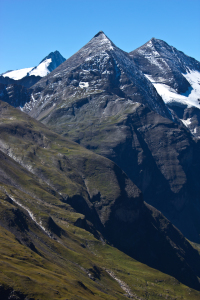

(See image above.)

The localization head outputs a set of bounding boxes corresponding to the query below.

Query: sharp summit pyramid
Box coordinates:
[22,31,170,120]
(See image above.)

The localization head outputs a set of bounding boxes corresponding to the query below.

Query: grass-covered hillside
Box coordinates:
[0,100,200,299]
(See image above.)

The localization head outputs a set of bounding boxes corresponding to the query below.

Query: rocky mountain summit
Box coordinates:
[23,31,170,119]
[28,50,66,77]
[19,31,200,244]
[129,38,200,137]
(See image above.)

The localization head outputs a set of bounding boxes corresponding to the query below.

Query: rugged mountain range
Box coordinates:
[0,101,200,299]
[23,31,170,119]
[18,31,200,244]
[1,31,200,298]
[129,38,200,137]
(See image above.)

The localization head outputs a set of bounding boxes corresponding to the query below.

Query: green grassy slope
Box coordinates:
[0,100,200,298]
[0,197,200,300]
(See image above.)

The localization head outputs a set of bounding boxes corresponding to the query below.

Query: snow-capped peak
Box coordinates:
[28,50,66,77]
[2,51,66,80]
[38,50,66,70]
[28,58,52,77]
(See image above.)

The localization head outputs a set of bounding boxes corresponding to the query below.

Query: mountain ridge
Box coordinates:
[23,31,170,119]
[129,38,200,137]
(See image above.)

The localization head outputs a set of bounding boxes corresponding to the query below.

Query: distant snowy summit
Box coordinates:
[2,51,66,80]
[0,51,66,106]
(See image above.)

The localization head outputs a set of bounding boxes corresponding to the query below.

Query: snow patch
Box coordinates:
[181,118,192,127]
[79,82,89,88]
[29,58,52,77]
[3,67,33,80]
[3,58,53,80]
[145,70,200,109]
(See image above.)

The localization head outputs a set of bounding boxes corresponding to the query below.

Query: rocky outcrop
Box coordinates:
[0,83,31,107]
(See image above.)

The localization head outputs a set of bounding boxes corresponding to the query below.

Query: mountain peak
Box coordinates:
[94,30,105,38]
[87,31,115,52]
[91,30,111,43]
[147,37,163,47]
[27,50,66,77]
[146,38,172,52]
[40,50,66,65]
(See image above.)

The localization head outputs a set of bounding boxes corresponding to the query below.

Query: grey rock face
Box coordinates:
[129,38,200,93]
[0,83,31,108]
[129,38,200,137]
[50,99,200,243]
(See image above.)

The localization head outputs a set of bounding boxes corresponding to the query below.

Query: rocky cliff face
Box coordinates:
[0,74,42,88]
[0,82,31,107]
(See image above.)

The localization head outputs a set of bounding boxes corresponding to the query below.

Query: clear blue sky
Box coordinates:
[1,0,200,74]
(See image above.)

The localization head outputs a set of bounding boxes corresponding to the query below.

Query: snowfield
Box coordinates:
[145,70,200,109]
[2,58,53,80]
[3,67,34,80]
[29,58,52,77]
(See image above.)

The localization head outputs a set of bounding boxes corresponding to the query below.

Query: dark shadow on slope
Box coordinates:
[0,286,28,300]
[182,86,193,97]
[66,195,105,235]
[104,202,200,291]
